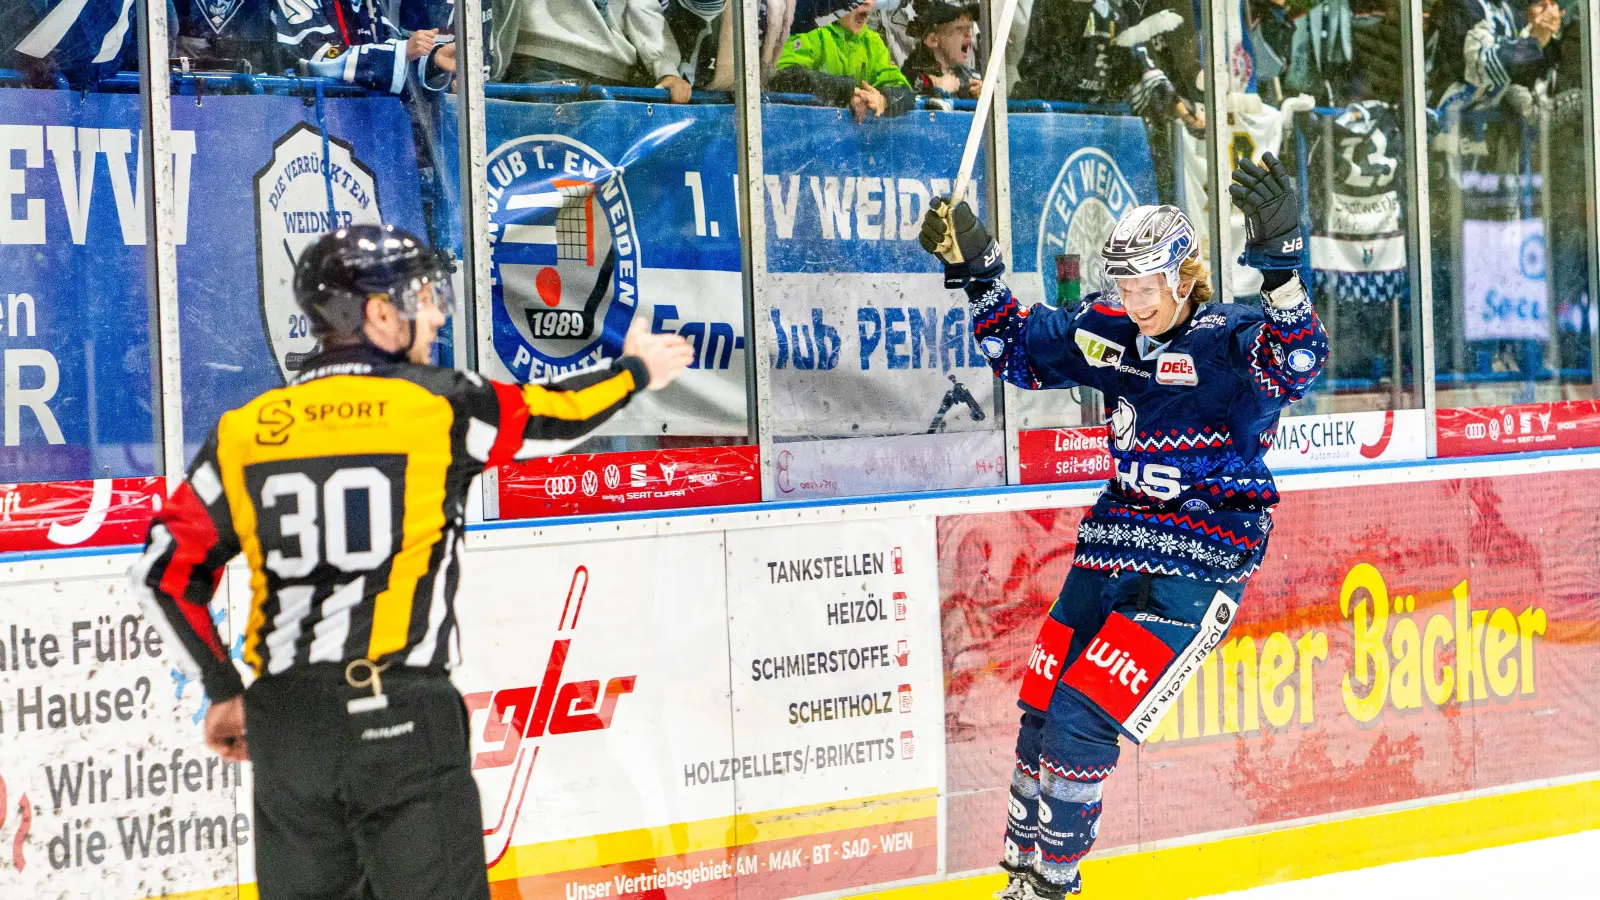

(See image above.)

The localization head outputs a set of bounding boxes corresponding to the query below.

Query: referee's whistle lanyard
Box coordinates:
[345,658,390,714]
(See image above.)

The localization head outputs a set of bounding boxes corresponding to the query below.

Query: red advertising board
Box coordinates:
[1437,399,1600,456]
[495,445,761,519]
[937,470,1600,873]
[1017,427,1114,485]
[0,477,164,555]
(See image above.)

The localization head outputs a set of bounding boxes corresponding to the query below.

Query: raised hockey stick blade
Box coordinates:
[950,0,1023,208]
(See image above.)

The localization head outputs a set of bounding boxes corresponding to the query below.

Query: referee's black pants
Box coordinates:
[244,666,492,900]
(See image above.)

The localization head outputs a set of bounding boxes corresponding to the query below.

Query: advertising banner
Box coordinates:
[491,444,760,520]
[0,477,162,555]
[450,520,946,900]
[773,432,1006,500]
[0,571,249,897]
[1018,409,1428,484]
[1436,400,1600,457]
[938,469,1600,873]
[724,518,944,896]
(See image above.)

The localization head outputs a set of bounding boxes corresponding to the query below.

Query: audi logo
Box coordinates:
[581,470,599,496]
[1465,423,1486,439]
[603,465,620,489]
[546,475,578,496]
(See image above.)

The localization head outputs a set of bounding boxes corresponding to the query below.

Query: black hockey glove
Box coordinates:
[1230,152,1304,271]
[920,198,1003,287]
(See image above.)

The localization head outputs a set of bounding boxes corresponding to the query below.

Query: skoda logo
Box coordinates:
[581,470,599,496]
[546,475,577,497]
[1037,148,1140,302]
[486,134,641,383]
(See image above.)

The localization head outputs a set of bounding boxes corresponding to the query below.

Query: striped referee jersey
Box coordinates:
[135,344,648,702]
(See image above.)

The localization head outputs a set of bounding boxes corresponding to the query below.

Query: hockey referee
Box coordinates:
[134,225,692,900]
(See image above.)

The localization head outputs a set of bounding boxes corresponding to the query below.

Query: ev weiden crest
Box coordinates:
[255,123,386,383]
[486,134,639,383]
[1037,148,1139,303]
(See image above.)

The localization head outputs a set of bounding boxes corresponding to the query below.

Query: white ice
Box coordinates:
[1205,828,1600,899]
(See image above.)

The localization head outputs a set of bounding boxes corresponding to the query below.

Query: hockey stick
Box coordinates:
[950,0,1024,208]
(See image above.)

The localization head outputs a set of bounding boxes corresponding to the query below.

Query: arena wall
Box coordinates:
[3,450,1598,899]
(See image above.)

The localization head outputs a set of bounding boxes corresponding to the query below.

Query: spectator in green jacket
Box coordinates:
[772,0,915,121]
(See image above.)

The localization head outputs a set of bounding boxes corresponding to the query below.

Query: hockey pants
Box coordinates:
[244,665,491,900]
[1005,567,1245,892]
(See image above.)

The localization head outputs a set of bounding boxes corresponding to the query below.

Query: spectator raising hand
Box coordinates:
[772,0,915,119]
[1528,0,1563,46]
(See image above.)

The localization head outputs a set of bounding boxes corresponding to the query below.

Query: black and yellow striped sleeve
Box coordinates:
[131,432,246,703]
[471,356,647,467]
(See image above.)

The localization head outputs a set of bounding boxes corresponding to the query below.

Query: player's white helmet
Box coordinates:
[1099,204,1198,308]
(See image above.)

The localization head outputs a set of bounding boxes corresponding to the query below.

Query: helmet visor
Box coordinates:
[388,265,456,323]
[1100,263,1183,311]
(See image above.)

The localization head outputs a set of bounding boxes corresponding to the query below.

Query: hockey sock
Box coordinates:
[1031,758,1113,892]
[1004,758,1041,870]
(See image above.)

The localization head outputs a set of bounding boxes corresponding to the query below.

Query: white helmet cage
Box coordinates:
[1099,205,1199,308]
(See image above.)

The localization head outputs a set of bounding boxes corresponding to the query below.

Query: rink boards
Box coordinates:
[2,451,1600,899]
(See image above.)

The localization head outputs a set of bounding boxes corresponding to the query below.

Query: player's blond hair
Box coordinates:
[1178,253,1213,304]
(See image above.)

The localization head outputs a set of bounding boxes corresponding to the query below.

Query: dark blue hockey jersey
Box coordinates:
[970,275,1328,582]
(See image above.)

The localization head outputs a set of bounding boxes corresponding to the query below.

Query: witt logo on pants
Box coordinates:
[1064,613,1176,722]
[463,565,637,868]
[1019,617,1075,710]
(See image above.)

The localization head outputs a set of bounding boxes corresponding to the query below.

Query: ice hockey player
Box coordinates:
[133,225,692,900]
[919,154,1328,898]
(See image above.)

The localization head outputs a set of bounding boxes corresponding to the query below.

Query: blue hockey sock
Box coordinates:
[1004,759,1041,870]
[1031,759,1112,891]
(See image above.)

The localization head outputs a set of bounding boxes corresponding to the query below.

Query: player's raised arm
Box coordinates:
[477,320,693,466]
[919,198,1102,391]
[1229,152,1329,407]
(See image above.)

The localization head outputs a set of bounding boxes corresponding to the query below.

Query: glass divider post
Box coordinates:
[1201,0,1233,303]
[457,0,490,372]
[1584,0,1600,398]
[1398,0,1437,453]
[734,0,775,500]
[137,0,184,487]
[981,0,1019,485]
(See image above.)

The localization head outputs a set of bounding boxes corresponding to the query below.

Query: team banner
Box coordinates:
[442,100,1157,443]
[938,469,1600,873]
[0,88,429,482]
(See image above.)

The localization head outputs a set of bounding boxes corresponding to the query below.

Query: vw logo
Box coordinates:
[546,475,577,496]
[581,470,599,496]
[604,465,620,489]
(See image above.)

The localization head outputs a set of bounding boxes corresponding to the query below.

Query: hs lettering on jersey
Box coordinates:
[1115,459,1182,500]
[1155,352,1198,386]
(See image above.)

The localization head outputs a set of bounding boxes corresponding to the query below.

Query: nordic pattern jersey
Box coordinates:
[134,345,648,704]
[970,275,1328,582]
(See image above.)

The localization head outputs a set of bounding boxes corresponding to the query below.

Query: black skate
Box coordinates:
[993,861,1031,900]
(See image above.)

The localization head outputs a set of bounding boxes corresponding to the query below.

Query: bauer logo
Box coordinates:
[1037,148,1140,301]
[254,123,385,384]
[486,135,640,384]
